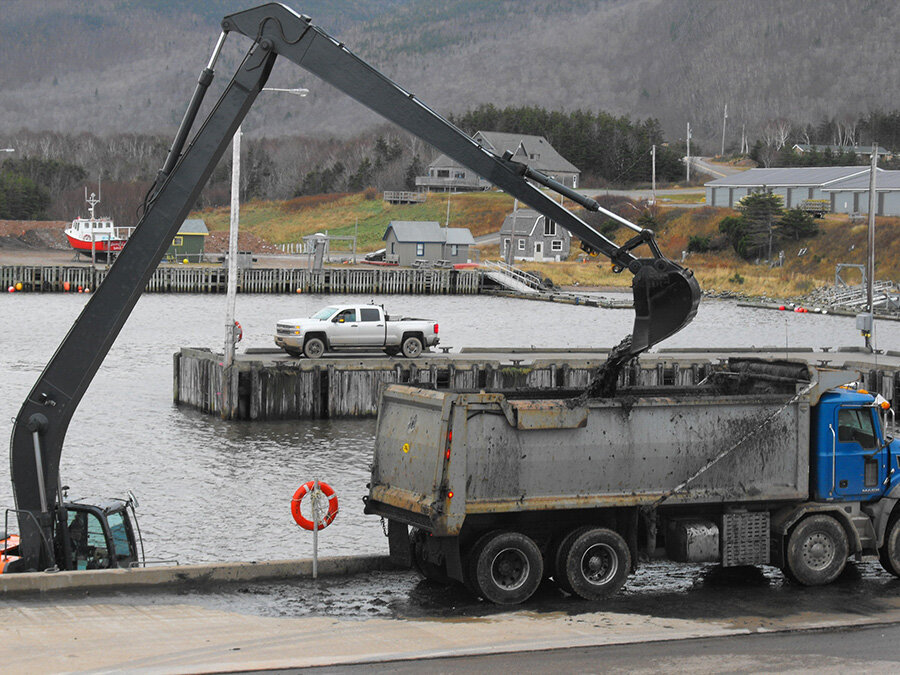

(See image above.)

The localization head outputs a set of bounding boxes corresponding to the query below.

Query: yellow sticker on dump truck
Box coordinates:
[402,443,410,453]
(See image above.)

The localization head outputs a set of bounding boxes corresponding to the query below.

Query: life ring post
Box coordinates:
[290,478,339,580]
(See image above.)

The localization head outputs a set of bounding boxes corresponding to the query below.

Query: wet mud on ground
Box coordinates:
[19,559,900,627]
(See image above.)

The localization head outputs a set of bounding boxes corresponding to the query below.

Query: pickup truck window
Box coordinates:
[335,309,357,322]
[838,408,877,448]
[313,307,338,320]
[360,308,381,322]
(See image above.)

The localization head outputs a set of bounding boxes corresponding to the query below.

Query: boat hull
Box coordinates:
[65,232,127,260]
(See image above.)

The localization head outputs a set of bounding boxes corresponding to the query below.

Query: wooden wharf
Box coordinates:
[0,265,481,295]
[174,346,900,421]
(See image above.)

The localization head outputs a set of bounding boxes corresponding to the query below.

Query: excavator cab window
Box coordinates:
[67,511,111,570]
[106,510,138,566]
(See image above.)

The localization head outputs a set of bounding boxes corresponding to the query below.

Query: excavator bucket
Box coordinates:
[630,259,701,355]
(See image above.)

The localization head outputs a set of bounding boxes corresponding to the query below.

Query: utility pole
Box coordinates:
[685,123,691,182]
[720,104,728,157]
[861,145,878,351]
[651,144,656,204]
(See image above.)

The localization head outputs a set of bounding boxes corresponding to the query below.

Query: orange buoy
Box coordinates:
[15,282,22,291]
[779,305,785,310]
[291,481,339,530]
[63,281,70,292]
[296,288,302,294]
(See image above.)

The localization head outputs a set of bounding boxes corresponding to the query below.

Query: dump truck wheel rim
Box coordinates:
[491,548,529,591]
[581,543,617,586]
[801,532,835,571]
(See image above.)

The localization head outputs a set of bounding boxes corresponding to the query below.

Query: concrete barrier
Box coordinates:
[0,554,398,595]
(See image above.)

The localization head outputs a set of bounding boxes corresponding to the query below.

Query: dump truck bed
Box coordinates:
[367,384,811,536]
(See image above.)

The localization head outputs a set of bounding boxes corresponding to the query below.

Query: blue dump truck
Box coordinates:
[364,359,900,604]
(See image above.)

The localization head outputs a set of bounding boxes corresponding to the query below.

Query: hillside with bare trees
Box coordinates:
[2,0,898,150]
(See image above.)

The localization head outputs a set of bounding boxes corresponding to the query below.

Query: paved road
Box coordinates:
[7,559,900,672]
[314,623,900,674]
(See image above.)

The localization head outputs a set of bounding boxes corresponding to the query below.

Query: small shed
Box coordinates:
[499,208,571,262]
[383,221,475,266]
[166,219,208,262]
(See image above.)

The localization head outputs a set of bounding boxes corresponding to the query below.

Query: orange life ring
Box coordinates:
[291,481,339,530]
[234,320,243,342]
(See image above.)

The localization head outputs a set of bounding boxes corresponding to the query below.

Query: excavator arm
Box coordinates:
[9,3,700,570]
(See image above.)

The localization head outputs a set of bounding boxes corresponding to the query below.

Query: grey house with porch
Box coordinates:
[499,208,571,262]
[417,131,580,192]
[383,221,475,266]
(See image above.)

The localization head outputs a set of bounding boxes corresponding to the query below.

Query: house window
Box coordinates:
[529,153,540,160]
[544,219,556,236]
[454,171,465,179]
[551,240,563,251]
[416,243,425,256]
[437,169,450,178]
[172,236,184,247]
[450,244,459,256]
[391,242,396,254]
[503,238,510,252]
[517,239,525,251]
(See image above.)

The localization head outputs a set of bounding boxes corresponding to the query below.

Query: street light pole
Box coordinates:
[222,87,308,417]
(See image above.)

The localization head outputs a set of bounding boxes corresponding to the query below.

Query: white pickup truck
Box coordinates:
[275,304,440,358]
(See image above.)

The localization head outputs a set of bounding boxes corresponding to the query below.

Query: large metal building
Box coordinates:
[823,170,900,216]
[705,167,868,209]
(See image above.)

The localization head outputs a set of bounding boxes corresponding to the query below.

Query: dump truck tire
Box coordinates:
[786,514,848,586]
[561,527,631,601]
[879,511,900,577]
[471,530,543,605]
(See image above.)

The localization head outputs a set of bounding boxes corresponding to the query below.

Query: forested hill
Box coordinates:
[1,0,897,146]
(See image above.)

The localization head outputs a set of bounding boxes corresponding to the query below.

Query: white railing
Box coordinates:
[482,259,543,290]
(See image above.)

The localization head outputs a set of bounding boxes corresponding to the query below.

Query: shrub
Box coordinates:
[687,235,711,253]
[728,272,745,284]
[363,187,377,201]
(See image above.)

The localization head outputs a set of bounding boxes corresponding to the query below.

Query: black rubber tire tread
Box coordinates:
[401,336,423,358]
[303,337,325,359]
[283,348,301,358]
[879,510,900,577]
[786,514,849,586]
[563,528,631,601]
[464,529,502,597]
[553,526,593,595]
[472,530,543,605]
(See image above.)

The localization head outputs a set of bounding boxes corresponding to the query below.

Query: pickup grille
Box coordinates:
[276,324,298,336]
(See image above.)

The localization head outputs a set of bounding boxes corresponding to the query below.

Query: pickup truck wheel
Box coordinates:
[303,337,325,359]
[878,511,900,577]
[553,526,591,595]
[562,528,630,601]
[471,531,543,605]
[786,515,848,586]
[401,335,423,358]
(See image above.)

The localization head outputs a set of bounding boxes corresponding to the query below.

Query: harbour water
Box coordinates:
[2,291,899,564]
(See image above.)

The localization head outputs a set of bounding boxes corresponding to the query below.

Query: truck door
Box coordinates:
[833,407,887,500]
[357,306,386,346]
[329,308,358,345]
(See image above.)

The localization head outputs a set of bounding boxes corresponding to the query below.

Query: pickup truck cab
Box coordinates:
[275,304,439,358]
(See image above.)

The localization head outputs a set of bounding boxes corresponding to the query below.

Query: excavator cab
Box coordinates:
[61,500,142,571]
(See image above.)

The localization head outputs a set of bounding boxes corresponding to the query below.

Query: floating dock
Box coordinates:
[174,346,900,420]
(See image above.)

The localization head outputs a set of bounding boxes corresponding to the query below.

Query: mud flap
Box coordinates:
[630,259,701,354]
[387,519,411,567]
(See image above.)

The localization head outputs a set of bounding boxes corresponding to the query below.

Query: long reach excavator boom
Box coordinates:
[8,3,700,571]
